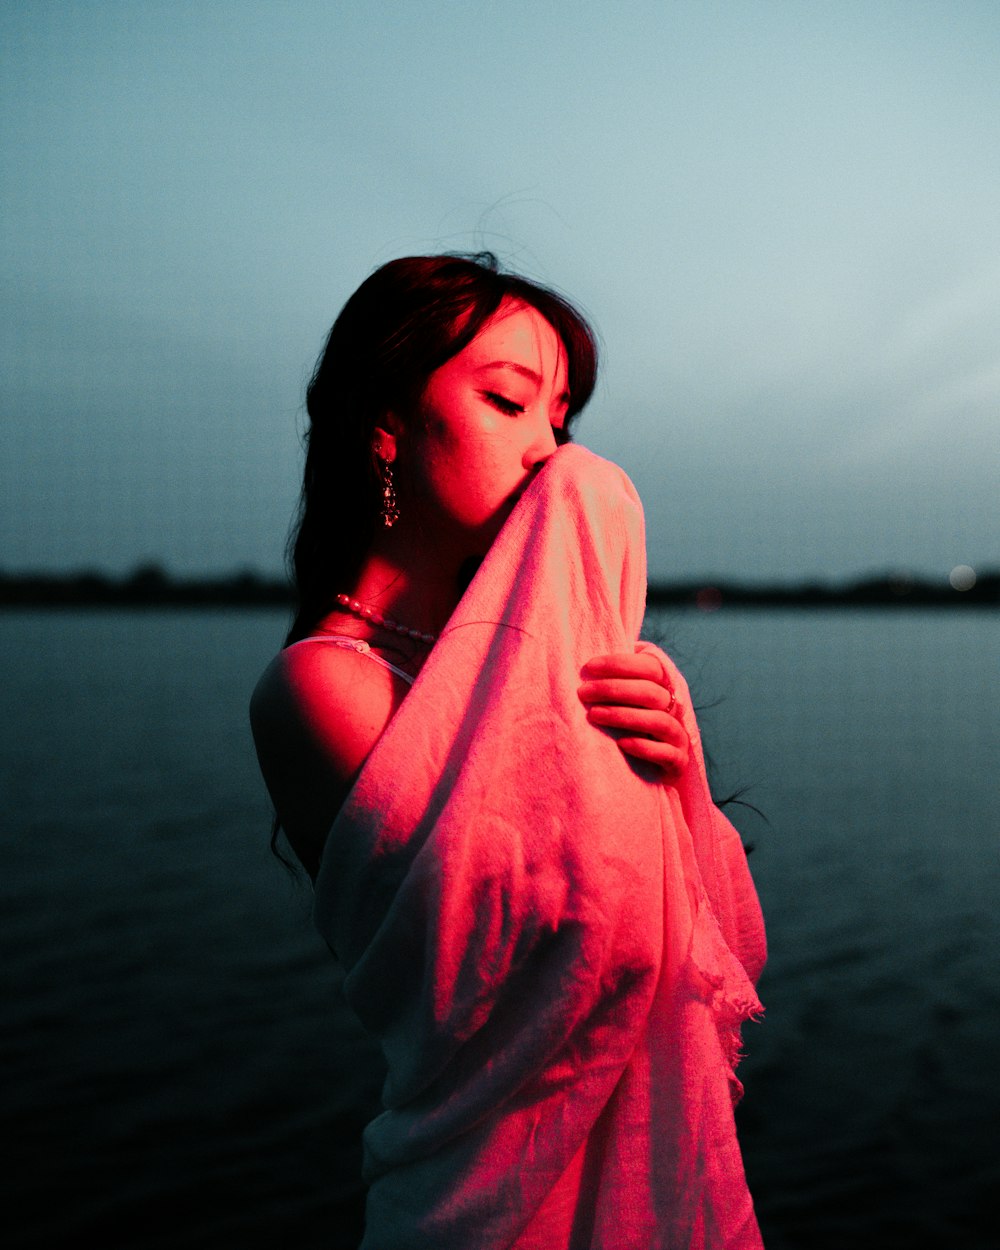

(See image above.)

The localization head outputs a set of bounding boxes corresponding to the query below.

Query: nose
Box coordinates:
[522,420,559,472]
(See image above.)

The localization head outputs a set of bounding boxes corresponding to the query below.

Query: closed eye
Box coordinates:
[483,390,573,444]
[482,391,524,416]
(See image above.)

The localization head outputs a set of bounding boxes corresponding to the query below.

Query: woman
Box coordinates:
[251,254,765,1248]
[252,254,689,880]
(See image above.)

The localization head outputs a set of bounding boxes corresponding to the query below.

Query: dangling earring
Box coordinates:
[377,457,399,528]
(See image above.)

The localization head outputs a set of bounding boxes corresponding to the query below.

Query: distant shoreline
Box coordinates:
[1,567,996,608]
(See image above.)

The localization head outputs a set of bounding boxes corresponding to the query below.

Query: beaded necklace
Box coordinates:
[334,593,437,644]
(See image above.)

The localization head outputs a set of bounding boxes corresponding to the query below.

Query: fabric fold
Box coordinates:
[314,443,766,1249]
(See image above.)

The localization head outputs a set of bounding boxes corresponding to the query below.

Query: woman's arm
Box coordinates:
[577,646,689,777]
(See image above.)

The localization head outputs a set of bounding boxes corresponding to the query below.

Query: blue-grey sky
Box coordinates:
[3,0,997,583]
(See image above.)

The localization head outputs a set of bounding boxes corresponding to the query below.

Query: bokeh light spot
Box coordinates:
[949,565,976,591]
[696,586,723,612]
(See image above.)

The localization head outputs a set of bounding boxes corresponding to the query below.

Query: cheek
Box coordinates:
[414,422,517,521]
[438,455,507,521]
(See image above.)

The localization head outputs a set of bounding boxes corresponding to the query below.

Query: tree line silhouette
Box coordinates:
[1,564,996,608]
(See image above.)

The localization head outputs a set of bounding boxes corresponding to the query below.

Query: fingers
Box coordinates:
[584,704,691,775]
[584,703,685,743]
[578,677,675,714]
[579,648,689,776]
[581,651,666,682]
[581,650,677,713]
[616,735,688,775]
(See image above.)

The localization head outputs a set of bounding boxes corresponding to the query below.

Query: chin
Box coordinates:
[453,496,520,563]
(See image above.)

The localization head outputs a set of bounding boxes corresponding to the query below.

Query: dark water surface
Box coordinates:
[2,607,997,1249]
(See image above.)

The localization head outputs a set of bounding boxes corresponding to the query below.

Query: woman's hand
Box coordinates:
[578,646,689,778]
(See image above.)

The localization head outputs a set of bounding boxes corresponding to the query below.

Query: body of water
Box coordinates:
[2,607,997,1249]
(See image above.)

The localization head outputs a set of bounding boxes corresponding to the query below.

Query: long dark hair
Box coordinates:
[282,251,599,648]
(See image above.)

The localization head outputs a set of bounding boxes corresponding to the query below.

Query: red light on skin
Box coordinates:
[696,587,723,612]
[382,300,570,555]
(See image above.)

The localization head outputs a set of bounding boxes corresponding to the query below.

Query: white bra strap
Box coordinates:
[288,634,416,685]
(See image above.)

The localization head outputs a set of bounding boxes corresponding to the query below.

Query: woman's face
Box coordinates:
[398,298,571,553]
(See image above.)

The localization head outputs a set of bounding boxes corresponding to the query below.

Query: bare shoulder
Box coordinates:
[253,640,407,743]
[249,641,411,876]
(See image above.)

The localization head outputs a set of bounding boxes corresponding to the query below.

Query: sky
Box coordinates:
[2,0,998,585]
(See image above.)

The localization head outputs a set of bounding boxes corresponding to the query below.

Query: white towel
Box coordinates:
[314,444,766,1249]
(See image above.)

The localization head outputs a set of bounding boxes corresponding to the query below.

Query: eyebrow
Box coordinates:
[475,361,571,405]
